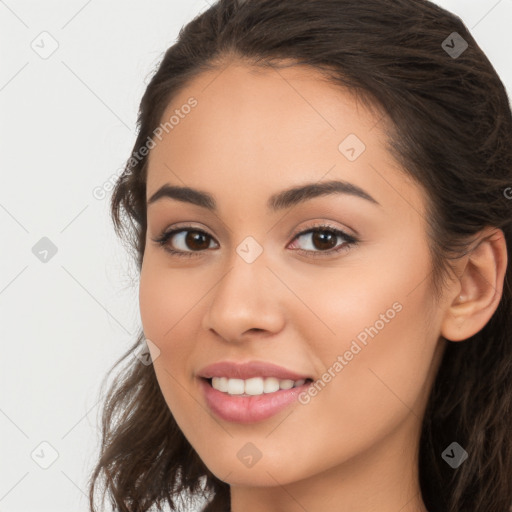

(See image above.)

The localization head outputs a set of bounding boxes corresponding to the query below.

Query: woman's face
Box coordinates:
[139,61,449,488]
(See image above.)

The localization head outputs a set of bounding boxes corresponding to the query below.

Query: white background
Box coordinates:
[1,1,511,511]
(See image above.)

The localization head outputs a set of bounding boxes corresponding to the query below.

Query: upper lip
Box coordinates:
[197,360,312,381]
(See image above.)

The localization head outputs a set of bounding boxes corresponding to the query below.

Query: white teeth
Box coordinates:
[215,377,229,392]
[227,378,244,395]
[263,377,280,393]
[243,377,261,395]
[210,376,308,395]
[279,379,294,390]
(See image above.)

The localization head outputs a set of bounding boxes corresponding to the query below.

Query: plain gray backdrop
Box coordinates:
[1,1,511,511]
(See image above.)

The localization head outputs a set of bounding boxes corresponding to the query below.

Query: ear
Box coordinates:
[440,227,508,342]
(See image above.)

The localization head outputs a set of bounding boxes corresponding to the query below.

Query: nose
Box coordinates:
[201,250,285,343]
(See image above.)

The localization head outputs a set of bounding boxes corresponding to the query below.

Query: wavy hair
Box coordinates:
[87,1,512,511]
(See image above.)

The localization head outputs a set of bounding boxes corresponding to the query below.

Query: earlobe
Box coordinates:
[440,227,508,342]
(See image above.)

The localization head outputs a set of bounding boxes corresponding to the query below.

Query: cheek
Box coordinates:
[139,257,197,345]
[138,260,205,432]
[295,238,438,448]
[299,298,437,480]
[138,260,202,384]
[288,228,434,365]
[139,265,172,341]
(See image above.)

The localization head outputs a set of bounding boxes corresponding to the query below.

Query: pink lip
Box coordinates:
[197,360,312,381]
[199,378,312,423]
[197,361,313,423]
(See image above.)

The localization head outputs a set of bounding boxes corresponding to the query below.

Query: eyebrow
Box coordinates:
[147,179,381,212]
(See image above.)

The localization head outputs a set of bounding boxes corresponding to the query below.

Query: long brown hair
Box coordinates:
[87,1,512,511]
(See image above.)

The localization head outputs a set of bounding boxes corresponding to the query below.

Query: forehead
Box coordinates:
[151,60,383,154]
[145,60,423,218]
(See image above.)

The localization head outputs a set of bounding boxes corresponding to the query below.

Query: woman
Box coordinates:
[88,1,512,511]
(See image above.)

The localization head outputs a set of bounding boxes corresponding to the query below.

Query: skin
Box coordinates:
[139,59,507,512]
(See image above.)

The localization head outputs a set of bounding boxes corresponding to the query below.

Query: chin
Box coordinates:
[196,447,312,488]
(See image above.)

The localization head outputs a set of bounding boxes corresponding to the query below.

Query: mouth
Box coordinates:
[202,376,314,396]
[199,376,314,423]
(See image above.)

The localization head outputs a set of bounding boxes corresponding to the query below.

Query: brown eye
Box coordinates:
[183,231,211,251]
[153,228,218,257]
[310,230,338,251]
[288,225,358,258]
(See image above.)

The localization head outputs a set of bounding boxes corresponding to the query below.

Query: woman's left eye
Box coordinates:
[151,224,358,259]
[288,225,358,258]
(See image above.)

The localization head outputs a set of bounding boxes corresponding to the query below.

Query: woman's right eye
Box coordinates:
[152,228,218,258]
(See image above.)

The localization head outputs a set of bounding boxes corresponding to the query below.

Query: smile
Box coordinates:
[199,377,313,423]
[211,376,309,395]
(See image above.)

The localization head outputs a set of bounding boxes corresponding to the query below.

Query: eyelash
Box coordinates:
[151,223,358,259]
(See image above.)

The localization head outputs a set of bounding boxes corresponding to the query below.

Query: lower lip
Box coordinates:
[199,378,311,423]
